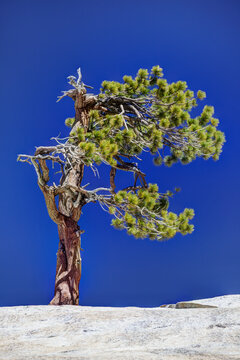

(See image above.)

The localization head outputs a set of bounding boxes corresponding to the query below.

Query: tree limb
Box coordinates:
[110,167,116,193]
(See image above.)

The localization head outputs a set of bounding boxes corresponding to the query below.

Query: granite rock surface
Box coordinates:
[0,295,240,360]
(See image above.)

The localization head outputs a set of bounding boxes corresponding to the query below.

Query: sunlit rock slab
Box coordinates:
[0,295,240,360]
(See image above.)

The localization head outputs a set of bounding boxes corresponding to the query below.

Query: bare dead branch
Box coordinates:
[38,159,50,183]
[40,185,63,225]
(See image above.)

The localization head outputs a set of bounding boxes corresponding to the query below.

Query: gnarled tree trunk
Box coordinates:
[50,216,82,305]
[49,90,91,305]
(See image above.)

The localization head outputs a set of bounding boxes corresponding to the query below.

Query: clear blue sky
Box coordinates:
[0,0,239,307]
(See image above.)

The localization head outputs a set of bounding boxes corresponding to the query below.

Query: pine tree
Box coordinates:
[18,66,225,305]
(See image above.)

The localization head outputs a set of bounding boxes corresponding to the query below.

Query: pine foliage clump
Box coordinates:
[56,66,225,241]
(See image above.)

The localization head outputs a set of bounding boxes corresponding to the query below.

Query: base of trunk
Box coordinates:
[49,216,81,305]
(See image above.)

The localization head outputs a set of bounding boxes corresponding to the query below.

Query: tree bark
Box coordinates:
[49,90,90,305]
[49,216,82,305]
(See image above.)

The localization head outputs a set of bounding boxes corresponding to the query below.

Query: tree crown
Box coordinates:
[18,66,225,241]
